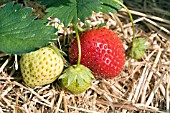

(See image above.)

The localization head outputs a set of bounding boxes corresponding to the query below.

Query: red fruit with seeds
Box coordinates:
[69,27,125,78]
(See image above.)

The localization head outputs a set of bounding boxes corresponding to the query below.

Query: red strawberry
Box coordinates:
[69,27,125,78]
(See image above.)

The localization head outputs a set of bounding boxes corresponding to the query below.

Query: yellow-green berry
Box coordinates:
[20,45,64,87]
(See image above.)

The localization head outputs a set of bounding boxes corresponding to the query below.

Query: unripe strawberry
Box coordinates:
[59,64,94,94]
[20,45,64,87]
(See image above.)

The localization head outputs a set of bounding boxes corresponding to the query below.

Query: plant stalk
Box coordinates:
[113,0,135,39]
[74,25,81,66]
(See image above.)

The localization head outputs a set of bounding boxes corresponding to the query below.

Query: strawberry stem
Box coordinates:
[74,25,81,66]
[113,0,135,39]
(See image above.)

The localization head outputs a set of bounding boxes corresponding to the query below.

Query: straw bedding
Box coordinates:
[0,0,170,113]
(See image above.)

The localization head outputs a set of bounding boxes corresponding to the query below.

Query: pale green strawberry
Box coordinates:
[59,64,94,94]
[20,45,64,87]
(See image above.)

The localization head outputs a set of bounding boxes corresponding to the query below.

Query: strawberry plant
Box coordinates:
[33,0,125,93]
[0,0,147,92]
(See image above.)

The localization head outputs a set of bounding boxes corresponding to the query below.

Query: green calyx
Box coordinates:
[59,64,94,86]
[48,44,65,57]
[48,44,68,66]
[113,0,148,59]
[129,38,148,59]
[59,64,94,94]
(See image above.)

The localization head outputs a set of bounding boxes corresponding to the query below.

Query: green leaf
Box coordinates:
[96,22,106,28]
[100,0,123,14]
[80,73,90,84]
[85,21,91,30]
[38,0,101,26]
[67,73,76,86]
[58,73,68,79]
[130,38,147,59]
[77,74,84,87]
[37,0,122,26]
[0,2,56,55]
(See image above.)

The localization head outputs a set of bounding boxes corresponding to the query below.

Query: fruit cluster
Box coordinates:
[20,27,125,94]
